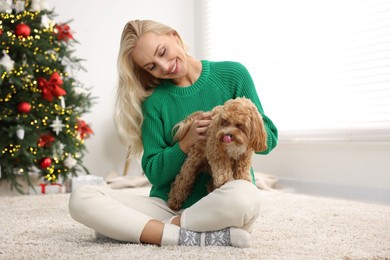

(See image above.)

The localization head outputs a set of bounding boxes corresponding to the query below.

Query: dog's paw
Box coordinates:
[167,198,181,211]
[207,181,216,193]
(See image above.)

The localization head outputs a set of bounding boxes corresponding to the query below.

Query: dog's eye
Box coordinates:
[221,119,229,126]
[236,124,244,130]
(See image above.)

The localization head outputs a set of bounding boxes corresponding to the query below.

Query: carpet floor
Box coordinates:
[0,187,389,260]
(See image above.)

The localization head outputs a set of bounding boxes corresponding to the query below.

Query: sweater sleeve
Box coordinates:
[231,62,278,154]
[141,101,188,187]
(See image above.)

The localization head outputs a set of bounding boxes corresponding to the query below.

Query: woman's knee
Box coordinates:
[218,180,262,221]
[181,180,261,231]
[68,185,102,221]
[205,180,262,229]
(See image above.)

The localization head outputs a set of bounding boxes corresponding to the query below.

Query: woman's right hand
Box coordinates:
[179,112,212,154]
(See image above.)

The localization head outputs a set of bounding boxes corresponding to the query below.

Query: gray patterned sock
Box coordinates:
[178,228,202,246]
[161,224,251,248]
[205,228,231,246]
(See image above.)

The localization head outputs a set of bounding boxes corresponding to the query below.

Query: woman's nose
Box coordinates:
[156,60,170,73]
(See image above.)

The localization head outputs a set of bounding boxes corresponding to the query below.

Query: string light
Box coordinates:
[29,147,37,155]
[1,144,21,157]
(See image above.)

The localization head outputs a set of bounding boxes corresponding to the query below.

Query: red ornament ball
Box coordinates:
[40,157,52,168]
[15,23,31,38]
[17,102,31,113]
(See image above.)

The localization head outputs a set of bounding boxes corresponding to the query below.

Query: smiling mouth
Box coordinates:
[169,60,177,74]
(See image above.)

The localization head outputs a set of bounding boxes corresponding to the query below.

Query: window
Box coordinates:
[195,0,390,142]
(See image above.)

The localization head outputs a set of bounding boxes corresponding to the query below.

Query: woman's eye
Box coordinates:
[160,49,166,56]
[148,64,155,71]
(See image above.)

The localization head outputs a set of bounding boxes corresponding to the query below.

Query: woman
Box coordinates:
[69,20,278,247]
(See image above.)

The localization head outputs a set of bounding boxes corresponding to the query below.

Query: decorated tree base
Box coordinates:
[0,177,68,196]
[0,175,39,196]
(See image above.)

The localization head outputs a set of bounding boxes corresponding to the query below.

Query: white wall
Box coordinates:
[49,0,195,177]
[253,142,390,203]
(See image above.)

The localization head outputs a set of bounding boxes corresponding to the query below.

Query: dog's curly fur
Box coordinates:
[167,97,268,211]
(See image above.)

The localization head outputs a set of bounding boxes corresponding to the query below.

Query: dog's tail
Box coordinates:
[172,111,204,142]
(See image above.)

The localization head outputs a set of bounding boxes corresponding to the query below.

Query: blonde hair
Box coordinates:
[115,20,187,157]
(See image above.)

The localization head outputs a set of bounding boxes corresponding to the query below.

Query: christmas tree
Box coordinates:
[0,0,94,193]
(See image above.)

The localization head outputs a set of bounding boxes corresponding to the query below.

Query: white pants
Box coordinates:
[68,180,261,243]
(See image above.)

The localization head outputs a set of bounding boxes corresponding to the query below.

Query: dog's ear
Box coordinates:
[208,105,223,128]
[249,107,268,152]
[211,105,223,118]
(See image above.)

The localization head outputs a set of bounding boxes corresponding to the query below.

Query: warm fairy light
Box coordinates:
[4,93,12,101]
[2,144,21,156]
[54,104,61,111]
[49,53,57,61]
[45,173,55,181]
[29,147,37,155]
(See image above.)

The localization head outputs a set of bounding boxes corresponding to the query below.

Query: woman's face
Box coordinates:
[131,32,188,82]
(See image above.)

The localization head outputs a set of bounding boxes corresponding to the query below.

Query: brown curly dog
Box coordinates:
[167,97,268,211]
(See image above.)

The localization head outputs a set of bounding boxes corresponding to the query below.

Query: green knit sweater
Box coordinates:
[141,60,278,209]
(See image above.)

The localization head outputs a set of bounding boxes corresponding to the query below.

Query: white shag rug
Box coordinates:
[0,187,389,260]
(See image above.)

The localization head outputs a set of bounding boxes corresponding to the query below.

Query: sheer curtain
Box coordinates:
[195,0,390,142]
